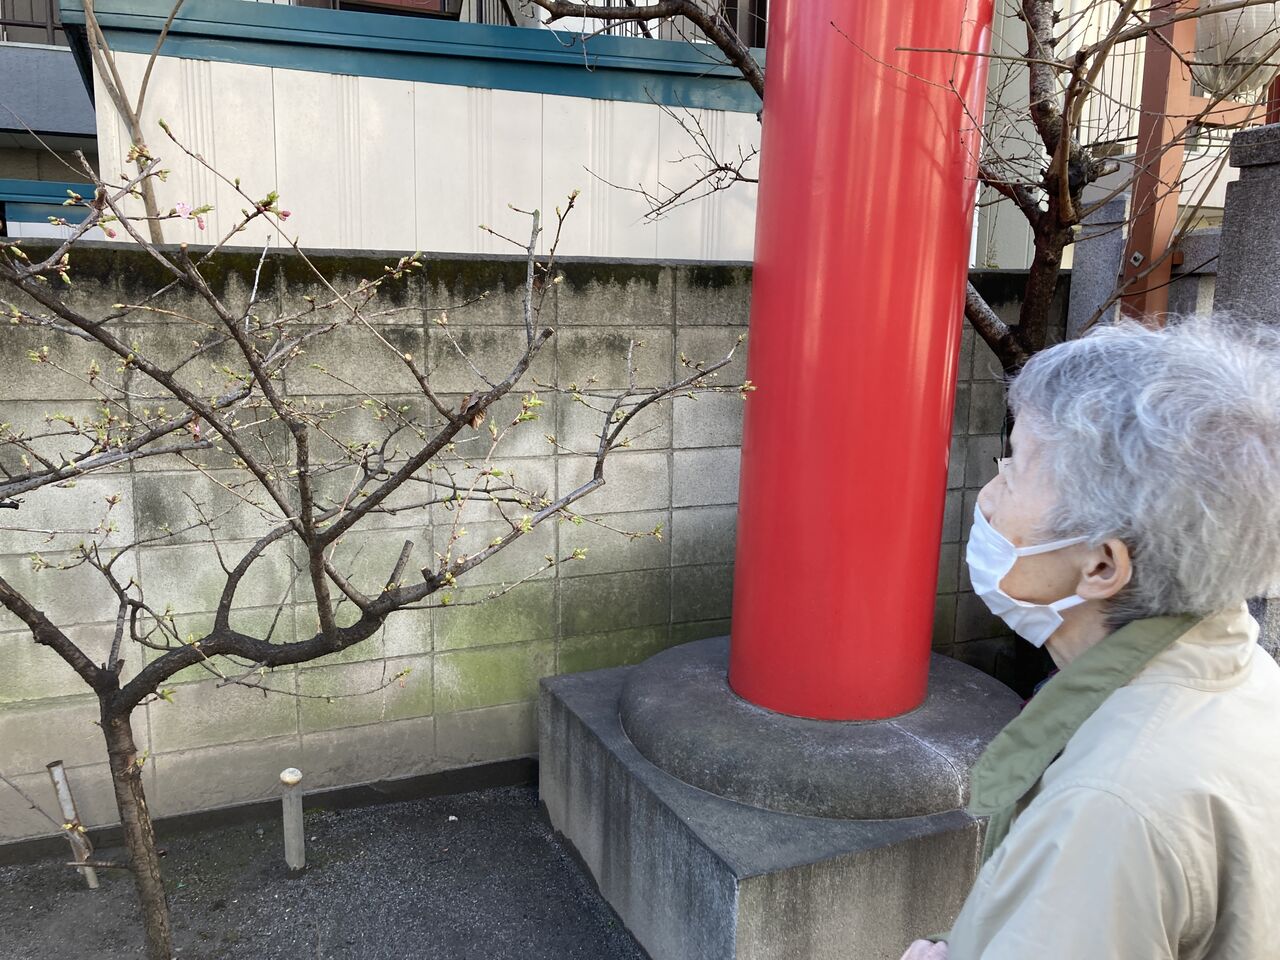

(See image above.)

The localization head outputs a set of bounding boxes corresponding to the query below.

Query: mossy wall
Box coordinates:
[0,244,1064,843]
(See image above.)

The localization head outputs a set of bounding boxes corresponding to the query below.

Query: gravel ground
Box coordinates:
[0,785,648,960]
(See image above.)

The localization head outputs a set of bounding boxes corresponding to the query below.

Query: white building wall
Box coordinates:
[94,51,760,260]
[5,220,107,240]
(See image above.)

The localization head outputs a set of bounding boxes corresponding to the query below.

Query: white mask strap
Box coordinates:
[1013,535,1089,558]
[1048,594,1088,613]
[972,505,1089,558]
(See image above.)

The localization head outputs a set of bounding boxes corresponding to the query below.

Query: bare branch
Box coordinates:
[528,0,765,97]
[966,282,1029,372]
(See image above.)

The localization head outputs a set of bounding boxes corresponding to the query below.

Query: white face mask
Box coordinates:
[965,503,1089,648]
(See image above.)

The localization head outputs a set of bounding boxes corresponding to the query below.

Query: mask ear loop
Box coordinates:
[972,504,1087,558]
[1013,535,1090,558]
[991,413,1011,476]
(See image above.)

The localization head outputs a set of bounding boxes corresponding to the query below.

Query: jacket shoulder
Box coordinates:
[1054,646,1280,797]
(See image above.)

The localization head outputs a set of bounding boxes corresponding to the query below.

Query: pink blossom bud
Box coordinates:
[280,210,292,220]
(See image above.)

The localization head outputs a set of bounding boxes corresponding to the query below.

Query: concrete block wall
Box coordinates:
[0,248,1058,844]
[943,273,1070,692]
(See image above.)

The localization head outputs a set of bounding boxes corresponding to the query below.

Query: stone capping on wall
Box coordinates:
[59,0,765,113]
[12,239,760,296]
[1228,122,1280,170]
[3,239,1042,320]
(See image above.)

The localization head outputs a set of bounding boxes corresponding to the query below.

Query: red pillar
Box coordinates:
[728,0,995,720]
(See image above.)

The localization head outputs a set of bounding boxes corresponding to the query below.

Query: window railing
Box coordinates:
[470,0,519,26]
[0,0,63,45]
[297,0,769,44]
[294,0,463,17]
[467,0,768,44]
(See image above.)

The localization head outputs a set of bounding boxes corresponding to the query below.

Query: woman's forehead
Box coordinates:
[1009,418,1047,464]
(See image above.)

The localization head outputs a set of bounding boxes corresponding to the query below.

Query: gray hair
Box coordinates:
[1008,316,1280,624]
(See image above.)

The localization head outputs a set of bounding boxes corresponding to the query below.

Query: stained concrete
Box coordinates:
[540,641,1022,960]
[618,637,1020,820]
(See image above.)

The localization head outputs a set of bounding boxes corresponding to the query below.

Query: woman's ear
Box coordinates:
[1075,539,1132,601]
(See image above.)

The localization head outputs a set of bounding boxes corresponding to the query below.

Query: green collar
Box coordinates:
[967,614,1201,817]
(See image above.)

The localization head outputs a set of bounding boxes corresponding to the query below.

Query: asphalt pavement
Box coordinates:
[0,785,649,960]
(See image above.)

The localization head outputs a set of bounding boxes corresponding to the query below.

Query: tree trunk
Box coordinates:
[1017,231,1069,356]
[102,706,173,960]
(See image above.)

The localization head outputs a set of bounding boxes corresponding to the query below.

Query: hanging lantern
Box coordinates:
[1194,0,1280,97]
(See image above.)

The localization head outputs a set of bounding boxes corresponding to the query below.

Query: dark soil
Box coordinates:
[0,785,648,959]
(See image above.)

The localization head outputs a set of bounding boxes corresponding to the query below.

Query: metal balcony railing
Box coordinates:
[466,0,767,45]
[299,0,769,45]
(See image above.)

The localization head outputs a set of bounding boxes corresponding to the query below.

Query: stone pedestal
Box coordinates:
[1219,123,1280,658]
[539,638,1021,960]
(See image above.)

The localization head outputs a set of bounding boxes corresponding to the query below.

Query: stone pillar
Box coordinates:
[1066,195,1127,339]
[1217,125,1280,313]
[1216,122,1280,657]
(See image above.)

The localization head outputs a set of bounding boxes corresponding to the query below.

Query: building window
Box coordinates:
[0,0,64,46]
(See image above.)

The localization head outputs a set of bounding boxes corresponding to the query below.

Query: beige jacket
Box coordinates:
[946,605,1280,959]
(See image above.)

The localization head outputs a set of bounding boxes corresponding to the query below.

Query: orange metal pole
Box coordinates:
[1120,0,1198,320]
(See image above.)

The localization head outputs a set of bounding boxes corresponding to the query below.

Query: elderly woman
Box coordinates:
[901,317,1280,960]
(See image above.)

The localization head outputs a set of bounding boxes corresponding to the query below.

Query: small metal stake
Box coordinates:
[46,761,98,889]
[280,768,305,876]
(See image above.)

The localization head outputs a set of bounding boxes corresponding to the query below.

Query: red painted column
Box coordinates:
[728,0,995,720]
